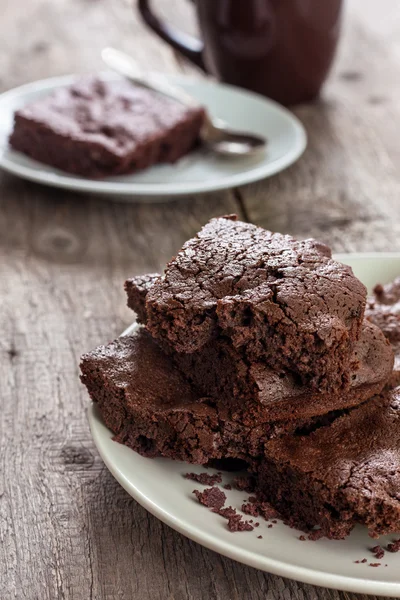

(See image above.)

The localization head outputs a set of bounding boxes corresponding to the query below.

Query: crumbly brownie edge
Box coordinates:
[125,274,161,324]
[80,333,352,465]
[256,389,400,539]
[125,275,393,423]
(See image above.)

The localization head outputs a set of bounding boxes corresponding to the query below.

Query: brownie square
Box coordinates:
[9,77,204,178]
[144,216,367,390]
[126,273,392,423]
[366,278,400,387]
[80,329,319,464]
[256,387,400,539]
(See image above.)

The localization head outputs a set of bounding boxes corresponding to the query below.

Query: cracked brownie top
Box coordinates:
[145,215,367,389]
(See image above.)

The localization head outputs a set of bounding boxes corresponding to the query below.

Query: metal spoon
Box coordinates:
[101,47,267,158]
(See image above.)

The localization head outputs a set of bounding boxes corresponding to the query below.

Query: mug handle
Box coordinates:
[137,0,206,71]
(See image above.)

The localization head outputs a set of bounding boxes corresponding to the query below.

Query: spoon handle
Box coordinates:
[101,47,202,110]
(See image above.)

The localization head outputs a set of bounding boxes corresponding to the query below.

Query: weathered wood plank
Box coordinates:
[1,1,399,599]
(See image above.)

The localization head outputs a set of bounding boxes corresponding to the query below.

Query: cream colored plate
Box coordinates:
[0,72,306,200]
[88,253,400,596]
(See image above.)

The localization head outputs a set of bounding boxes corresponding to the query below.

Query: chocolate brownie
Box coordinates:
[80,330,334,464]
[126,274,393,423]
[256,387,400,539]
[125,273,160,324]
[144,216,367,390]
[366,278,400,387]
[9,77,204,178]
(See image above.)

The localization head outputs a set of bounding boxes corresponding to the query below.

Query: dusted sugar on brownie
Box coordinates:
[144,216,367,390]
[80,329,316,465]
[125,273,393,423]
[9,77,205,178]
[257,387,400,540]
[366,278,400,387]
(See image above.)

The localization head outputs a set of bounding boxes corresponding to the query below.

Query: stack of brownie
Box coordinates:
[81,215,400,540]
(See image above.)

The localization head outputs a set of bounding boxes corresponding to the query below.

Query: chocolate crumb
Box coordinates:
[373,283,384,296]
[268,524,273,529]
[214,506,237,519]
[193,487,226,510]
[272,520,277,524]
[257,535,263,539]
[255,522,260,527]
[387,539,400,553]
[257,502,279,521]
[371,545,385,559]
[361,558,367,563]
[227,514,254,532]
[355,560,360,564]
[369,563,381,567]
[185,472,222,485]
[299,536,306,541]
[241,502,260,517]
[223,484,232,490]
[307,530,324,541]
[233,476,255,493]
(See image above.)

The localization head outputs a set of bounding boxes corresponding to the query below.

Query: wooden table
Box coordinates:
[2,1,400,598]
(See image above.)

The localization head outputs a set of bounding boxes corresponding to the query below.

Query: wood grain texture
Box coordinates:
[1,1,399,599]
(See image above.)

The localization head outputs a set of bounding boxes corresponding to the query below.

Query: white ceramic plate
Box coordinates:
[88,253,400,596]
[0,73,306,200]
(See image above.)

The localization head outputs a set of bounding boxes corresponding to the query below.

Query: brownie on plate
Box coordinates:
[9,77,204,178]
[126,274,393,424]
[80,329,323,464]
[144,216,367,390]
[366,278,400,387]
[256,387,400,539]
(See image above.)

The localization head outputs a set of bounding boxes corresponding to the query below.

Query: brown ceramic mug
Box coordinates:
[137,0,343,106]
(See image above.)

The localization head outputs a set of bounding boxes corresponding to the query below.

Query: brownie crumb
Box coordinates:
[213,505,254,531]
[257,535,263,539]
[227,514,254,532]
[241,502,260,517]
[223,484,232,490]
[268,524,273,529]
[185,472,222,485]
[254,522,260,527]
[193,487,226,510]
[387,539,400,553]
[299,536,306,541]
[233,476,255,493]
[369,563,381,567]
[244,497,279,521]
[361,558,367,564]
[307,530,324,541]
[214,506,237,519]
[371,545,385,559]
